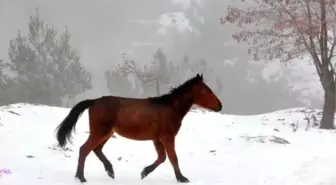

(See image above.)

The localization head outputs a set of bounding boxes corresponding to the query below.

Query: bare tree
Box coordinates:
[117,50,171,96]
[221,0,336,129]
[291,121,300,132]
[302,109,316,130]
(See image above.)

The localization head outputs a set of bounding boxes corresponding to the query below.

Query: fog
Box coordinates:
[0,0,323,114]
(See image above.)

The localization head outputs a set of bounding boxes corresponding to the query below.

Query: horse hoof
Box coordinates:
[107,171,115,179]
[78,178,87,183]
[177,176,190,183]
[75,175,87,183]
[141,166,154,180]
[140,170,147,179]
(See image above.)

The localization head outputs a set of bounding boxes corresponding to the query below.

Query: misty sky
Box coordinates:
[0,0,324,113]
[0,0,202,94]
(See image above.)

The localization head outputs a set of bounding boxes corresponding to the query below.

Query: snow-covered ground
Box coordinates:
[0,103,336,185]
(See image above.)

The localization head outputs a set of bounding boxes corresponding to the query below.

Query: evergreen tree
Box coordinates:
[7,9,91,106]
[0,59,15,105]
[105,69,140,97]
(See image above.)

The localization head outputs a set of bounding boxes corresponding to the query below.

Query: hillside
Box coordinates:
[0,103,336,185]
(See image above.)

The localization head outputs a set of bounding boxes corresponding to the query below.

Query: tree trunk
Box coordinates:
[319,91,335,129]
[155,79,160,96]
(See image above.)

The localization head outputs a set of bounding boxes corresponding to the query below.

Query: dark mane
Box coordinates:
[148,74,203,104]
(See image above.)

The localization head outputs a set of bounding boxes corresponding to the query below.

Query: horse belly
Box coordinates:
[113,120,159,141]
[113,106,162,140]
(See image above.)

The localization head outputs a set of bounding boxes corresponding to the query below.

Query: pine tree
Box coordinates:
[105,69,139,97]
[7,8,91,106]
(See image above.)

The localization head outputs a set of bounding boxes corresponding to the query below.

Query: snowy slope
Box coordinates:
[0,103,336,185]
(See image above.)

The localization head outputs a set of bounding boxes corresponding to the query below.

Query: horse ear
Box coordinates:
[196,73,203,81]
[198,73,203,80]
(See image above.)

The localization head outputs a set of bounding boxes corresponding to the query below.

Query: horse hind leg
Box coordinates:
[75,134,107,183]
[141,139,166,179]
[161,136,189,183]
[93,136,115,179]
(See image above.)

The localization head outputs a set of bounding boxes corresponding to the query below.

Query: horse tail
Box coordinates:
[55,99,95,147]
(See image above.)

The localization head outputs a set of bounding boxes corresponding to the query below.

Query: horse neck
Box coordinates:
[170,91,194,119]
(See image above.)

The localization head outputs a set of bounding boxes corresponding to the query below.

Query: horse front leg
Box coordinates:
[161,136,189,183]
[141,139,166,179]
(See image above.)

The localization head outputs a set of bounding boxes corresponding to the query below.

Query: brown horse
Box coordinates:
[55,74,222,183]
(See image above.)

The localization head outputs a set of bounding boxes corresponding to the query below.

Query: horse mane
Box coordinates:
[148,74,203,104]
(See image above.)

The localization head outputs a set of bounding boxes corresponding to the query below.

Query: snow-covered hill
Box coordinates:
[0,103,336,185]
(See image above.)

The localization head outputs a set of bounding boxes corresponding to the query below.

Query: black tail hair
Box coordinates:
[55,99,95,147]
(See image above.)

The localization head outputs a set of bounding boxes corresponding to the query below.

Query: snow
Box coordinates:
[0,103,336,185]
